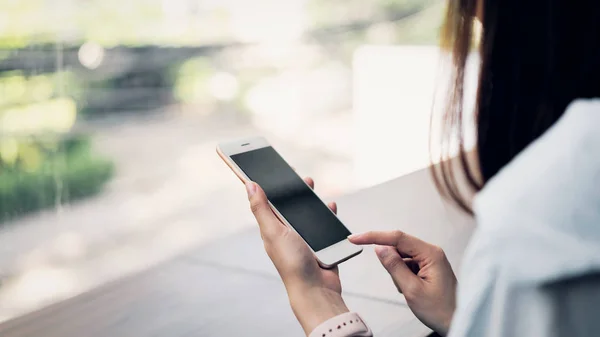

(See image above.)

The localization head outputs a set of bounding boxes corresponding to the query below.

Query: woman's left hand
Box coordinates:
[245,178,349,335]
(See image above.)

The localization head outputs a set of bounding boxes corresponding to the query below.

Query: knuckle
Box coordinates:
[250,200,265,214]
[381,255,400,271]
[393,230,405,241]
[432,245,446,259]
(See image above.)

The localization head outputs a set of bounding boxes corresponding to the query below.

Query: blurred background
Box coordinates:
[0,0,458,322]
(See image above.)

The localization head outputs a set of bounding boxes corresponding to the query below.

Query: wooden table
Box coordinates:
[0,168,475,337]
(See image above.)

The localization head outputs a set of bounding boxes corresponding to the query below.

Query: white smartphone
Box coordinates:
[217,136,363,268]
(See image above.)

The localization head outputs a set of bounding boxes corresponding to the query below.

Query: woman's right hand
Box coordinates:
[348,231,457,336]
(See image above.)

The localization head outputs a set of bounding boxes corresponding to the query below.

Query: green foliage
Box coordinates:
[2,71,82,103]
[173,57,216,104]
[0,137,114,223]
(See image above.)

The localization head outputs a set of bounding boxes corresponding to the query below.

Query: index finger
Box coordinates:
[303,177,314,189]
[348,230,433,257]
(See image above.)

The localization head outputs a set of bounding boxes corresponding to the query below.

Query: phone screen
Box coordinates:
[231,146,351,252]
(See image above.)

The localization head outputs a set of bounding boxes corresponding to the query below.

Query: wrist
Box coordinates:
[437,310,454,336]
[430,304,454,336]
[288,287,349,335]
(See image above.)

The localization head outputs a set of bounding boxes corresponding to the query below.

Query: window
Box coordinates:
[0,0,442,322]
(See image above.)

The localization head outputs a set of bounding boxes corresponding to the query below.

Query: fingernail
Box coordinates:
[375,246,388,258]
[347,234,360,240]
[245,181,256,197]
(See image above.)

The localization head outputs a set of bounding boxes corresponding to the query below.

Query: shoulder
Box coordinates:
[475,98,600,219]
[449,99,600,337]
[472,98,600,284]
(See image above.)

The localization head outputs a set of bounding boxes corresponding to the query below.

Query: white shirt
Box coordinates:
[449,99,600,337]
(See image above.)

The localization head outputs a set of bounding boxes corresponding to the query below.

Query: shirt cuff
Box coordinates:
[308,312,373,337]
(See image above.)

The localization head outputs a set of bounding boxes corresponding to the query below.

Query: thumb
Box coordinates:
[246,181,282,239]
[375,245,420,295]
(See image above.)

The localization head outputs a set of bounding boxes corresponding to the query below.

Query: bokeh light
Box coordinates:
[78,42,105,69]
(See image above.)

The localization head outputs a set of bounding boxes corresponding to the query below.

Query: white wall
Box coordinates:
[352,46,479,188]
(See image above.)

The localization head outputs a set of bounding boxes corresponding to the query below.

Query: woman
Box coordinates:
[245,0,600,336]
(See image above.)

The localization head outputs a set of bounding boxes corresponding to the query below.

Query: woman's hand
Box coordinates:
[246,178,349,335]
[349,231,457,336]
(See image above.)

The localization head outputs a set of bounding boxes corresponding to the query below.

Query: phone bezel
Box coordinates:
[217,136,362,268]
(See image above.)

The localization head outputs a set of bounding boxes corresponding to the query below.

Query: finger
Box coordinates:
[246,181,283,239]
[375,245,420,295]
[348,230,433,257]
[328,201,337,214]
[303,177,315,189]
[398,251,411,258]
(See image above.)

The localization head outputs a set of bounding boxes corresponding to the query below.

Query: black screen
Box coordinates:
[231,146,351,251]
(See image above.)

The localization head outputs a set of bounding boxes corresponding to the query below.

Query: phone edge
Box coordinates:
[216,143,361,268]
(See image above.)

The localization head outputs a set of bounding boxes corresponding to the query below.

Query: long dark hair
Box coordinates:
[434,0,600,213]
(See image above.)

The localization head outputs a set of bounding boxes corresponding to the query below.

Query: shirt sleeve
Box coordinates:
[544,273,600,337]
[449,270,600,337]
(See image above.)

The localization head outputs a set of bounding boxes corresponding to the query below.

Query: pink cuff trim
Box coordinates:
[308,312,373,337]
